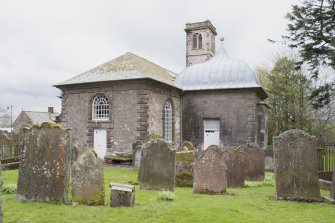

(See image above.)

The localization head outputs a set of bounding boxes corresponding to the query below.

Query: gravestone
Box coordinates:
[176,149,195,187]
[193,145,227,194]
[273,129,321,201]
[72,149,105,205]
[242,144,265,181]
[222,149,247,188]
[17,122,72,203]
[139,139,175,191]
[179,141,196,151]
[110,183,135,207]
[132,141,143,169]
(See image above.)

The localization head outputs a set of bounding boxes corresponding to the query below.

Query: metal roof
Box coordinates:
[55,52,180,89]
[176,45,265,95]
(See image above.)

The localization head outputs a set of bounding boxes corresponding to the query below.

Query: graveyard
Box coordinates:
[2,168,335,223]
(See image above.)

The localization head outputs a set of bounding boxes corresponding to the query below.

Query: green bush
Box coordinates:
[157,190,176,201]
[3,184,17,194]
[176,170,193,187]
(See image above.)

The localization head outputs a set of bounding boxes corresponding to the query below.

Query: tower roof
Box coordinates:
[185,20,217,35]
[54,52,179,88]
[176,45,267,98]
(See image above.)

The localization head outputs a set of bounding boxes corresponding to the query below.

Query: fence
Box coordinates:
[0,142,21,165]
[317,144,335,181]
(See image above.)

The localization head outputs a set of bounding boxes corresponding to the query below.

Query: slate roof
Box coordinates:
[55,52,180,89]
[24,111,59,124]
[176,45,267,98]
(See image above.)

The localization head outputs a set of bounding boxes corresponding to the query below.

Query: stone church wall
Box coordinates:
[58,79,181,156]
[182,89,260,151]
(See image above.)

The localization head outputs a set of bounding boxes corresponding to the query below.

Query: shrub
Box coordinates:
[3,184,17,194]
[157,190,176,201]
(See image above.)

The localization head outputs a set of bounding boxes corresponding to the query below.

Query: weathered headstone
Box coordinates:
[72,149,105,205]
[179,141,196,151]
[193,145,227,194]
[273,129,321,201]
[17,122,72,203]
[242,144,265,181]
[139,139,175,191]
[176,150,195,187]
[110,183,135,207]
[222,149,247,188]
[132,141,143,169]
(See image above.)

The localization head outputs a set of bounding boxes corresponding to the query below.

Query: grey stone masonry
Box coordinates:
[193,145,227,194]
[17,122,72,203]
[72,149,105,205]
[110,183,135,207]
[139,139,176,191]
[273,129,321,202]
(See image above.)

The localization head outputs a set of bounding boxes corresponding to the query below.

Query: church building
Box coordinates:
[54,20,267,158]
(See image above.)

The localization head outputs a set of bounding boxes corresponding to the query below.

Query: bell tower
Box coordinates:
[185,20,217,67]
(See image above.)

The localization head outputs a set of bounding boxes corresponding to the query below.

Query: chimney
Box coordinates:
[48,107,54,113]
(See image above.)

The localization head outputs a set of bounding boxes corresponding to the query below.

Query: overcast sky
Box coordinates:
[0,0,295,120]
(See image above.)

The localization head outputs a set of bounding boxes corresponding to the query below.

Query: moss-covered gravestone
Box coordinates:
[273,129,321,202]
[193,146,227,194]
[72,149,104,205]
[176,150,195,187]
[139,139,175,191]
[17,122,72,203]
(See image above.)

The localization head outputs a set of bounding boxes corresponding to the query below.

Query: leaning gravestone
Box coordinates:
[222,149,247,188]
[273,129,321,201]
[72,149,104,205]
[17,122,72,203]
[139,139,175,191]
[193,145,227,194]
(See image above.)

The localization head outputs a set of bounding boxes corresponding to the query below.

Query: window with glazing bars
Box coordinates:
[92,95,109,120]
[164,100,172,141]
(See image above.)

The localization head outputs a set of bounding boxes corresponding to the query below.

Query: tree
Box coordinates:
[257,56,313,141]
[0,106,10,128]
[284,0,335,107]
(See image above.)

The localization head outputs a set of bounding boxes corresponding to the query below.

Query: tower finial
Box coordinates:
[220,36,224,44]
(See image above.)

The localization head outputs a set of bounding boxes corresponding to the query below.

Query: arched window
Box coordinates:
[164,100,173,141]
[92,95,109,120]
[198,34,202,49]
[192,34,198,49]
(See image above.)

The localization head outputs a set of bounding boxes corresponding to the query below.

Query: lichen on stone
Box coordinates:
[176,151,195,162]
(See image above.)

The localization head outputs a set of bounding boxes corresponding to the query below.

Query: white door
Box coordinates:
[203,119,220,150]
[94,129,107,158]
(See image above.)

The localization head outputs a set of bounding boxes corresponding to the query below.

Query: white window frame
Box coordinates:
[164,100,173,142]
[92,95,110,121]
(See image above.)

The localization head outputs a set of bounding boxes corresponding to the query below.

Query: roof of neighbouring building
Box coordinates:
[176,44,267,98]
[21,111,59,124]
[55,52,180,89]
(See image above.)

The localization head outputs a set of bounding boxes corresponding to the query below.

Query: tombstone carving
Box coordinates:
[72,149,105,205]
[139,139,175,191]
[17,122,72,203]
[222,149,247,188]
[273,129,321,201]
[193,145,227,194]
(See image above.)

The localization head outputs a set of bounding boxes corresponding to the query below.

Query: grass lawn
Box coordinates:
[2,168,335,223]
